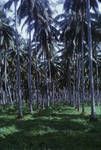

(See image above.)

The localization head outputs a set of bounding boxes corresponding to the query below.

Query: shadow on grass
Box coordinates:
[0,107,101,150]
[0,126,101,150]
[0,117,16,128]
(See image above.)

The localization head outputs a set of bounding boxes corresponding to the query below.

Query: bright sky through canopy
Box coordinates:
[2,0,101,38]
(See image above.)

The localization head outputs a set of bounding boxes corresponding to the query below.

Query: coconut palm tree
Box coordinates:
[63,0,101,119]
[0,10,15,104]
[17,0,54,108]
[4,0,23,117]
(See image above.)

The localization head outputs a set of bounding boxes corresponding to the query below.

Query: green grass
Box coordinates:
[0,105,101,150]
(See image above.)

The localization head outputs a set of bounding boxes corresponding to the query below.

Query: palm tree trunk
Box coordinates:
[52,81,55,106]
[96,61,99,105]
[81,13,85,114]
[77,55,80,111]
[86,0,96,120]
[14,1,23,118]
[48,59,51,105]
[73,51,76,107]
[28,21,33,114]
[46,61,50,107]
[95,45,99,106]
[4,50,8,103]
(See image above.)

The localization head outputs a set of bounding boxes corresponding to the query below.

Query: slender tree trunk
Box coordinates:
[28,20,33,114]
[48,59,51,105]
[96,61,99,105]
[86,0,96,119]
[81,12,85,114]
[52,81,55,106]
[8,86,13,105]
[77,55,80,111]
[4,51,8,103]
[46,63,50,107]
[35,40,39,109]
[14,2,23,118]
[95,46,99,106]
[73,51,76,107]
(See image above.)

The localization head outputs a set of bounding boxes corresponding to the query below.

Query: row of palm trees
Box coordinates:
[0,0,101,119]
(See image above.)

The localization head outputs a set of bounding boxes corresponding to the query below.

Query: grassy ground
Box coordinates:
[0,104,101,150]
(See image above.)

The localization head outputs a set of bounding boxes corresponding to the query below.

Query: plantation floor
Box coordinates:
[0,105,101,150]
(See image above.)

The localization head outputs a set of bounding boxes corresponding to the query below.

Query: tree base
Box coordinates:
[80,112,86,116]
[89,115,98,122]
[16,114,23,120]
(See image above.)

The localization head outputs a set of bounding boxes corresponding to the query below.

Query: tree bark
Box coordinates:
[86,0,96,120]
[14,1,23,118]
